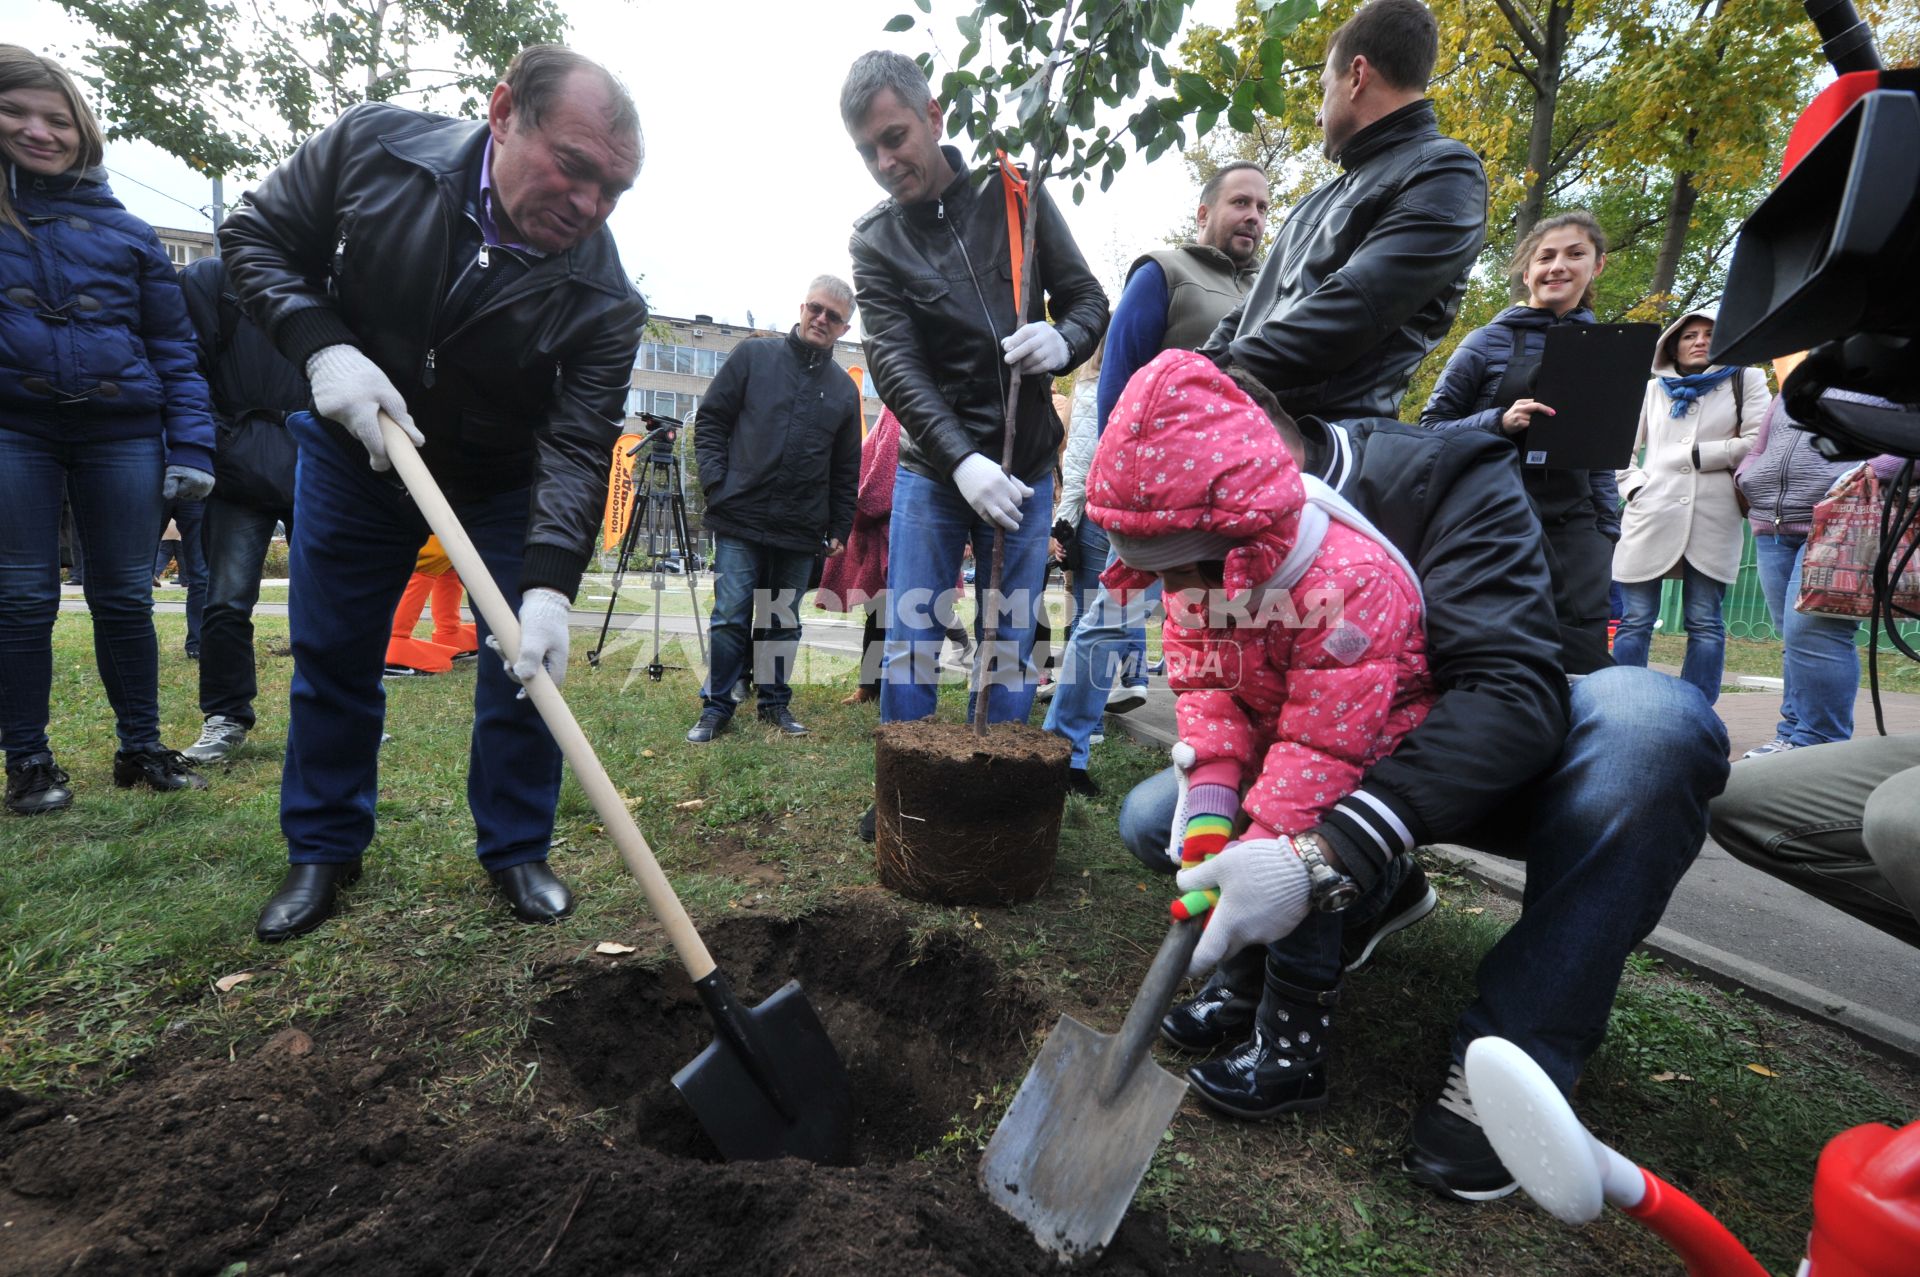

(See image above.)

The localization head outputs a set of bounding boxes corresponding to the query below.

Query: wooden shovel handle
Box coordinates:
[379,414,716,982]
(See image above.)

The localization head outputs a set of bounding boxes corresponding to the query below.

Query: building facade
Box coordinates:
[626,312,879,432]
[153,226,216,268]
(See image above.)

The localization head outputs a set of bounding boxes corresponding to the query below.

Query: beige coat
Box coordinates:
[1613,307,1772,584]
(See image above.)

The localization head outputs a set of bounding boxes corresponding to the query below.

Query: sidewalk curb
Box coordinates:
[1106,703,1920,1068]
[1434,845,1920,1069]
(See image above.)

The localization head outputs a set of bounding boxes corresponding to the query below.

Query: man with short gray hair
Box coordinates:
[686,278,863,743]
[223,43,646,939]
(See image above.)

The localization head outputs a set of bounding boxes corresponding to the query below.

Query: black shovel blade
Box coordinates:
[672,975,854,1164]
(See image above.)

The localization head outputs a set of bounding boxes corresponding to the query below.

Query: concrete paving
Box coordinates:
[1100,673,1920,1065]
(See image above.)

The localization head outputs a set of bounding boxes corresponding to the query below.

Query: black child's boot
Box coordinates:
[1160,943,1265,1053]
[1186,961,1340,1120]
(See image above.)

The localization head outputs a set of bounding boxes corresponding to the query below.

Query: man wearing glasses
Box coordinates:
[686,277,862,742]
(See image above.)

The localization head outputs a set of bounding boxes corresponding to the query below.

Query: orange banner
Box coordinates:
[603,432,643,551]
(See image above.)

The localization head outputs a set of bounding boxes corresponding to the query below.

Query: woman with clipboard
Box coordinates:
[1419,211,1620,674]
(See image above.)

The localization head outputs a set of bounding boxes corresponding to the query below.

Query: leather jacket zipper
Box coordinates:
[421,180,457,388]
[942,199,1012,417]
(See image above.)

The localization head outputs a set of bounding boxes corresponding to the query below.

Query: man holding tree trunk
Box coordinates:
[839,49,1108,841]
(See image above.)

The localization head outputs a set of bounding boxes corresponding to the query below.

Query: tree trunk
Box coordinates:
[1650,167,1699,313]
[1508,0,1572,246]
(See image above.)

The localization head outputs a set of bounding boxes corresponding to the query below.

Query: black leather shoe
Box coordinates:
[1187,972,1339,1119]
[1065,767,1099,798]
[256,862,361,942]
[858,805,876,842]
[6,753,73,816]
[112,748,208,792]
[757,706,809,736]
[1161,946,1264,1052]
[1404,1063,1519,1201]
[490,861,574,923]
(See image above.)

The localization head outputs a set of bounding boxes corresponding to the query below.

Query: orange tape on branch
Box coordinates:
[997,148,1028,316]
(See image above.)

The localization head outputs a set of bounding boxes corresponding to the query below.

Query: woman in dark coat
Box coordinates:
[0,46,215,814]
[1419,210,1621,674]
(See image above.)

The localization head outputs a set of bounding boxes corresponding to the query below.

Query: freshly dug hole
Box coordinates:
[873,721,1070,904]
[530,904,1042,1164]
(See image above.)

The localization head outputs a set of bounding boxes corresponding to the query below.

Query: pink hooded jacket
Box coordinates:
[1086,350,1435,838]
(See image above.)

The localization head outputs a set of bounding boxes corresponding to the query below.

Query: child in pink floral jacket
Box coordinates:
[1086,350,1435,923]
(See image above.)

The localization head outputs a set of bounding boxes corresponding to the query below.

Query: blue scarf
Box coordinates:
[1658,365,1738,417]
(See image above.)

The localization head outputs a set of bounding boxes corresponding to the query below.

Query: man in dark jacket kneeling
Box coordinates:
[221,45,647,941]
[686,277,862,743]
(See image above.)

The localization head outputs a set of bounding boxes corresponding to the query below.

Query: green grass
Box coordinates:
[1650,632,1920,694]
[4,614,1915,1274]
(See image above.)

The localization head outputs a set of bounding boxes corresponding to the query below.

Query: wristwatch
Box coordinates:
[1290,831,1360,913]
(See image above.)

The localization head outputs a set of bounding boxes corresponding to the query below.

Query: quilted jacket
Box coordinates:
[1086,350,1434,837]
[0,162,215,472]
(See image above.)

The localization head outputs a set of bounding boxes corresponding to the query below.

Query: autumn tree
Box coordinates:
[54,0,568,178]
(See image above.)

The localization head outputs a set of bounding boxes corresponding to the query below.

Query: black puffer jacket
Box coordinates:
[849,147,1108,485]
[220,102,647,598]
[179,256,307,515]
[1296,416,1569,893]
[695,329,861,553]
[1420,305,1620,674]
[1201,100,1486,420]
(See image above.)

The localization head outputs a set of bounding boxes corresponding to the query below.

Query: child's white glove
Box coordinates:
[1163,741,1197,872]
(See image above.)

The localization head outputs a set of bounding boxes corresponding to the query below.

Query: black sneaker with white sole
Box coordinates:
[1404,1061,1519,1202]
[1105,684,1148,714]
[1340,858,1437,974]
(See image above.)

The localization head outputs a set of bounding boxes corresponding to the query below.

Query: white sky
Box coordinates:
[15,0,1242,336]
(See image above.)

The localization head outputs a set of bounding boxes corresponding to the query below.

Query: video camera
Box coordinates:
[1713,0,1918,691]
[1714,0,1919,462]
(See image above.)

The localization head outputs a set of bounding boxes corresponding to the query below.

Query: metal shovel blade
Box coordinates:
[979,920,1202,1261]
[672,974,854,1165]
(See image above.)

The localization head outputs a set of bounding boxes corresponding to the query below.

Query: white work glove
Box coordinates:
[306,344,423,472]
[1001,321,1071,375]
[952,452,1034,532]
[1175,837,1312,978]
[162,465,214,502]
[1162,741,1198,873]
[494,587,572,697]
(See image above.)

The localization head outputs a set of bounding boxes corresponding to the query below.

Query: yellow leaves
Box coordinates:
[214,972,253,994]
[1746,1063,1778,1078]
[594,941,636,956]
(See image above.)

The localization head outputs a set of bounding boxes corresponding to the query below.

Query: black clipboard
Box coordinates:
[1517,323,1660,470]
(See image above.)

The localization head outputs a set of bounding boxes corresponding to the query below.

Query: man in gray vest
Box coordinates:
[1042,161,1271,793]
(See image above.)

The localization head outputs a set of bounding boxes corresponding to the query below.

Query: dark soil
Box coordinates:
[0,902,1293,1276]
[874,721,1071,905]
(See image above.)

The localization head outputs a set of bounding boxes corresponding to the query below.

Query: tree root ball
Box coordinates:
[872,720,1071,905]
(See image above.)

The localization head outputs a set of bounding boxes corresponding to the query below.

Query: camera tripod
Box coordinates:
[586,414,709,681]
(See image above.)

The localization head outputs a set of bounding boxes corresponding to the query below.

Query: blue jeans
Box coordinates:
[1613,565,1729,704]
[158,498,209,654]
[1044,544,1161,768]
[879,467,1054,725]
[701,534,815,717]
[1753,532,1859,746]
[1117,665,1729,1093]
[199,498,286,728]
[1062,520,1110,642]
[0,426,166,760]
[281,412,560,871]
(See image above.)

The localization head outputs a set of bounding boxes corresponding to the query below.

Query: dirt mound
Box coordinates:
[0,903,1292,1276]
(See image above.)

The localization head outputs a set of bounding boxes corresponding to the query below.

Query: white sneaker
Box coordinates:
[1105,684,1147,714]
[1035,680,1057,702]
[182,715,249,763]
[1741,738,1796,760]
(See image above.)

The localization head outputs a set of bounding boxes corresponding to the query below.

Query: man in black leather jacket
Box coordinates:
[1199,0,1486,423]
[221,45,647,940]
[840,50,1108,802]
